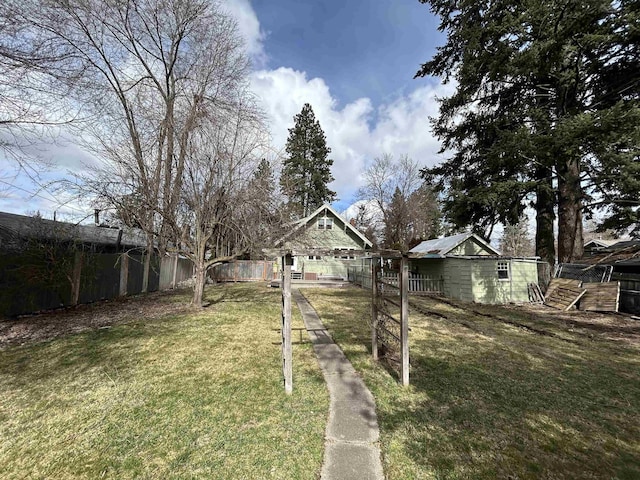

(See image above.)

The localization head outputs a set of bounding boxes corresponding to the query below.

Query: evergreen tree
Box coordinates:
[280,103,336,217]
[417,0,639,264]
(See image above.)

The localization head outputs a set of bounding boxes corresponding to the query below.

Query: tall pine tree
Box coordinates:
[280,103,336,218]
[417,0,639,264]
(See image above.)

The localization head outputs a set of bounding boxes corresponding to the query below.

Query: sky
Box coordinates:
[0,0,450,221]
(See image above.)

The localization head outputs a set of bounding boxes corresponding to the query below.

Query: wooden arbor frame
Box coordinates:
[276,248,409,394]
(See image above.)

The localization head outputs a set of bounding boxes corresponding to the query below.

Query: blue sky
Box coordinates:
[0,0,450,219]
[251,0,443,107]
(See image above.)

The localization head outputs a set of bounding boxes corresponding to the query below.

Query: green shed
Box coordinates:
[409,233,540,304]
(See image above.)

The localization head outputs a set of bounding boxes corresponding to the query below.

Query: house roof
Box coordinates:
[0,211,148,249]
[584,238,618,248]
[408,232,500,258]
[579,241,640,266]
[277,203,373,248]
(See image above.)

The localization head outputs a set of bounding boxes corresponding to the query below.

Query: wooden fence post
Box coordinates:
[119,253,129,296]
[171,253,178,289]
[282,254,293,394]
[371,261,378,361]
[71,250,83,306]
[400,255,410,386]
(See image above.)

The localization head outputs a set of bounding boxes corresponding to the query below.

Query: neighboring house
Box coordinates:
[408,232,540,304]
[0,211,156,316]
[583,238,618,255]
[276,204,373,279]
[0,211,148,253]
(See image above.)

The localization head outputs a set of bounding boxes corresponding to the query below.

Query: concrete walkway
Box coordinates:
[292,289,384,480]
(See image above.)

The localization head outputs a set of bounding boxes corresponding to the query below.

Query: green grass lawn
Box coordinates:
[301,287,640,480]
[0,284,328,480]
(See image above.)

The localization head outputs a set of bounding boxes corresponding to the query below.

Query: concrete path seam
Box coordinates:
[292,289,384,480]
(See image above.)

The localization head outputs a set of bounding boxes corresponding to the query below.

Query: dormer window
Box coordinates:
[318,217,333,230]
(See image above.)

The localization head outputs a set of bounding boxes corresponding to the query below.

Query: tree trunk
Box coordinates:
[535,166,556,267]
[557,156,584,263]
[192,262,206,306]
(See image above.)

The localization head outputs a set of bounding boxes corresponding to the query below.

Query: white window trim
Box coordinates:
[497,261,510,281]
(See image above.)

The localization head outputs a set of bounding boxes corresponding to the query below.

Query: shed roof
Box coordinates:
[408,232,500,258]
[0,211,148,249]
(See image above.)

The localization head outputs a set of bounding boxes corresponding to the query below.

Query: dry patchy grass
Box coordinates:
[302,287,640,480]
[0,284,328,479]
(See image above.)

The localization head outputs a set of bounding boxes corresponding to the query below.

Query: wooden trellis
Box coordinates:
[371,255,410,386]
[281,254,293,394]
[274,247,405,393]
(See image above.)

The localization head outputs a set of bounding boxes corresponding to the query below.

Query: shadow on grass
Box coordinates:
[303,287,640,480]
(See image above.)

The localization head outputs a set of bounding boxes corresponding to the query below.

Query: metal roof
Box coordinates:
[408,232,500,258]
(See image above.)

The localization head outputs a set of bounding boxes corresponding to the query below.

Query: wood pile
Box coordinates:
[544,278,586,311]
[579,282,620,313]
[544,278,621,312]
[527,283,545,303]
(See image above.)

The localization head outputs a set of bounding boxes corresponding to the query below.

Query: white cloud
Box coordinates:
[223,0,268,67]
[250,67,454,206]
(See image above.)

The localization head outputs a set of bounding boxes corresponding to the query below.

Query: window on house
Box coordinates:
[497,261,510,280]
[308,255,322,260]
[317,217,333,230]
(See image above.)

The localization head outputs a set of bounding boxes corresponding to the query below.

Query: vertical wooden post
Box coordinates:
[71,250,83,306]
[282,254,293,394]
[119,253,129,296]
[371,261,378,361]
[400,255,410,386]
[171,253,178,289]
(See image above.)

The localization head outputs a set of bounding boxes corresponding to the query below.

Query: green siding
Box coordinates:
[284,210,368,250]
[283,209,369,277]
[443,258,474,302]
[299,257,358,277]
[470,259,538,304]
[412,257,538,304]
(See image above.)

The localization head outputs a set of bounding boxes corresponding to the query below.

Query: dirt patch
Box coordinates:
[514,303,640,346]
[0,289,193,349]
[410,294,640,347]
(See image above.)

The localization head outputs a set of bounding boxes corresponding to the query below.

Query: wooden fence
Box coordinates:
[210,260,276,282]
[348,266,443,294]
[1,252,193,317]
[611,272,640,314]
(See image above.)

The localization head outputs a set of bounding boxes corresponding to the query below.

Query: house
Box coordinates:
[408,232,540,304]
[0,211,148,253]
[583,238,618,255]
[0,211,155,316]
[276,204,373,280]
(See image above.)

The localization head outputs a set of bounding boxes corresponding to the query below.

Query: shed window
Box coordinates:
[308,255,322,260]
[497,261,510,280]
[317,217,333,230]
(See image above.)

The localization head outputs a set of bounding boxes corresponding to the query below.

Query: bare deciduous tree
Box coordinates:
[11,0,262,299]
[357,154,440,249]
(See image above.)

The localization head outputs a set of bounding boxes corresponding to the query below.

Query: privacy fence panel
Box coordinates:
[1,250,170,317]
[159,255,194,290]
[210,260,275,282]
[611,272,640,315]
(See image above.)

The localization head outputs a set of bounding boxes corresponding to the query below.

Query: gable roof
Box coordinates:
[277,203,373,248]
[408,232,500,258]
[584,239,618,250]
